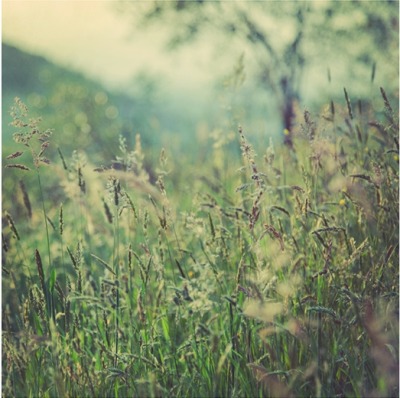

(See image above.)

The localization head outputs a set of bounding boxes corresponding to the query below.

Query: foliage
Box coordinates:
[118,0,398,145]
[2,85,398,397]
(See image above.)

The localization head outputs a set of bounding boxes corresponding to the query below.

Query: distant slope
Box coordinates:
[2,43,120,102]
[3,43,49,95]
[2,43,150,160]
[2,42,230,158]
[2,42,135,115]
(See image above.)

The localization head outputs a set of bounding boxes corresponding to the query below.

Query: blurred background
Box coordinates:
[2,0,399,160]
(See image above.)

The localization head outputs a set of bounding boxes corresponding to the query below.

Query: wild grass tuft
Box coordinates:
[2,90,399,397]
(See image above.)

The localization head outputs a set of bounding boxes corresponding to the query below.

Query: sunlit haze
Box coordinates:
[3,1,397,136]
[2,0,218,92]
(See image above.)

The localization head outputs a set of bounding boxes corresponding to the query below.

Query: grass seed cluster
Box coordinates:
[2,89,399,398]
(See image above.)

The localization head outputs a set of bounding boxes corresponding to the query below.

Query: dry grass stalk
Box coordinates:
[19,180,32,219]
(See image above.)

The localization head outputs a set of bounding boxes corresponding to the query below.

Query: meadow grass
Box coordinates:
[2,90,399,397]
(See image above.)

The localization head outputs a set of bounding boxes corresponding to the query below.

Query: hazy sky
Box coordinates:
[3,1,396,108]
[2,0,217,91]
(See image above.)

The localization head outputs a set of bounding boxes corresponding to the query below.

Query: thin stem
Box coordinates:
[36,168,55,321]
[114,205,120,367]
[36,169,51,268]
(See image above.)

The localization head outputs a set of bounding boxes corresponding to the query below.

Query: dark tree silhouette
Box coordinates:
[118,0,398,146]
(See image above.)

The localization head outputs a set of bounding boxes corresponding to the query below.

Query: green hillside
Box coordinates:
[3,43,140,158]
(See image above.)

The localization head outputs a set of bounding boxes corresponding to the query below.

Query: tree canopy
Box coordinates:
[117,0,399,144]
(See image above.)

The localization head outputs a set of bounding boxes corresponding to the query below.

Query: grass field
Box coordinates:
[2,90,399,397]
